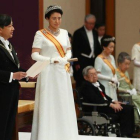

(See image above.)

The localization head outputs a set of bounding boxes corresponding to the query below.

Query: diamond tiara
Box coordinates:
[104,37,115,41]
[45,5,62,15]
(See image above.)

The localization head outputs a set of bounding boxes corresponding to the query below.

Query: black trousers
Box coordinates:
[97,104,135,136]
[0,83,19,140]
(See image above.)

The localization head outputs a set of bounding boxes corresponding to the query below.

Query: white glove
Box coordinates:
[134,59,140,67]
[131,88,137,95]
[127,89,137,95]
[127,90,132,95]
[111,77,118,84]
[31,52,50,61]
[97,74,112,81]
[57,56,68,66]
[63,50,72,60]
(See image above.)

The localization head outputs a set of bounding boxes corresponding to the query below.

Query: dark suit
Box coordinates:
[0,40,22,140]
[80,80,134,136]
[72,26,102,87]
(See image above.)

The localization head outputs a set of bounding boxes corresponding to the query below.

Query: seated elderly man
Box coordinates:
[80,66,134,137]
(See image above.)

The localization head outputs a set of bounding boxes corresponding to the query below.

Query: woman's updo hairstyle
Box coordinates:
[101,35,115,48]
[45,5,63,19]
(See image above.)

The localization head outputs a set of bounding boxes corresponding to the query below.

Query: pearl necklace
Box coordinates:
[47,27,60,36]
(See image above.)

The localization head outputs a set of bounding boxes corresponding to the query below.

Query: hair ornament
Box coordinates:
[45,5,62,15]
[104,37,115,41]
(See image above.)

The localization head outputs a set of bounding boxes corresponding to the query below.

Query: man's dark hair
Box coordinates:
[0,14,12,28]
[95,23,105,29]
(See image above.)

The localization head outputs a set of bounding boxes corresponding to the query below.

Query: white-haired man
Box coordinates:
[72,14,102,87]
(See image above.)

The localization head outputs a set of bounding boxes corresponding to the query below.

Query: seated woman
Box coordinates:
[94,35,118,100]
[116,52,140,124]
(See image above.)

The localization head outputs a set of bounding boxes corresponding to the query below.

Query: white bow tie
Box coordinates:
[93,82,100,87]
[92,82,102,91]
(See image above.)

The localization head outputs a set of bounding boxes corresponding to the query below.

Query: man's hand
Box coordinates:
[113,101,122,104]
[13,72,27,80]
[110,103,123,113]
[75,64,80,71]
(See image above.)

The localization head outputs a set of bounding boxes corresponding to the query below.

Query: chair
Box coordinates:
[74,89,95,136]
[74,89,121,137]
[118,91,140,128]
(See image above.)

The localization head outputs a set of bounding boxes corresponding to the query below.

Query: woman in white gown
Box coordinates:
[94,35,118,100]
[132,43,140,93]
[30,5,78,140]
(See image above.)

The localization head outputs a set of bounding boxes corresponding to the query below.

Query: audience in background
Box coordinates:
[116,52,140,124]
[94,35,118,100]
[72,14,102,87]
[80,66,134,137]
[95,23,106,45]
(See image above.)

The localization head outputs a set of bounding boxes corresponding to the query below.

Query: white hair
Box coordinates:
[85,14,96,22]
[82,66,94,76]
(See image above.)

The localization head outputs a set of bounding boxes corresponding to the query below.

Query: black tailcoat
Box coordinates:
[0,40,21,140]
[72,26,102,87]
[80,80,134,136]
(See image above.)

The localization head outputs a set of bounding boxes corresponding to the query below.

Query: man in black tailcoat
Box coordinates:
[0,14,27,140]
[72,14,102,87]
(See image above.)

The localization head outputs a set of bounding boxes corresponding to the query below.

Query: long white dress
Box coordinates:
[31,29,78,140]
[94,55,118,100]
[132,44,140,92]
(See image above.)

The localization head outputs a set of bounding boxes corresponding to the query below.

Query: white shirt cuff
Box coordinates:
[9,72,13,83]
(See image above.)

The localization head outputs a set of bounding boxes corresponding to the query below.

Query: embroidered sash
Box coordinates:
[40,29,70,72]
[116,68,131,85]
[98,54,115,75]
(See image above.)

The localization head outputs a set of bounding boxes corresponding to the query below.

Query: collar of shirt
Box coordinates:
[84,26,92,33]
[84,26,94,58]
[0,36,10,50]
[92,82,102,91]
[0,36,14,60]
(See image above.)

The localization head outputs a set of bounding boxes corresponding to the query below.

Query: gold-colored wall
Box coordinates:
[115,0,140,79]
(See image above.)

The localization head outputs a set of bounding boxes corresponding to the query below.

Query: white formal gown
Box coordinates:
[95,55,118,100]
[30,29,78,140]
[132,44,140,92]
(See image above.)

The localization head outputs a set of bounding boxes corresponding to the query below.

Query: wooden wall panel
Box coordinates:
[86,0,91,15]
[105,0,115,36]
[39,0,44,29]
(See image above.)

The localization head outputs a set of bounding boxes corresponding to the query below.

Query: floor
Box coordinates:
[19,132,137,140]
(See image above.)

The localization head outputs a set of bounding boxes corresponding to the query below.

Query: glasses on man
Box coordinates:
[86,21,95,25]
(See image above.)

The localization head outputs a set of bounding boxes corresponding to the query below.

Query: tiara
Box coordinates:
[45,5,62,15]
[104,37,115,41]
